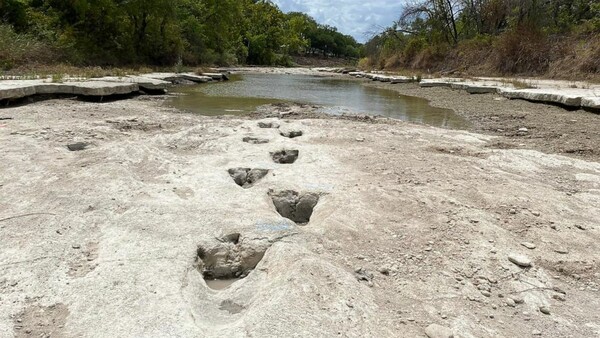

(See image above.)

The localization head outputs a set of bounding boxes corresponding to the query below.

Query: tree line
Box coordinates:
[362,0,600,77]
[0,0,361,70]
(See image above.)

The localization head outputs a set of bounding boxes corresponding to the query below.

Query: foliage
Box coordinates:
[363,0,600,77]
[0,0,360,69]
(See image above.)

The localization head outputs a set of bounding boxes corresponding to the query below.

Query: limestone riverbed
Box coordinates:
[0,72,599,337]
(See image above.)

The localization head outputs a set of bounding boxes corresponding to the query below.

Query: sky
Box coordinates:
[271,0,404,43]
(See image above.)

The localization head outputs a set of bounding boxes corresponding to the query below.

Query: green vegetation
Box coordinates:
[0,0,360,70]
[362,0,600,78]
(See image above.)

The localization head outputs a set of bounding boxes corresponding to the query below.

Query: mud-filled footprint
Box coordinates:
[228,168,269,188]
[243,137,269,144]
[196,233,270,290]
[279,130,303,139]
[270,150,299,164]
[269,190,320,225]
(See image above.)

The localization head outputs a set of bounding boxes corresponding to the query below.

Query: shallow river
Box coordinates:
[168,73,469,129]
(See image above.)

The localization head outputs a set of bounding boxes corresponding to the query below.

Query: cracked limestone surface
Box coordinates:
[0,97,599,337]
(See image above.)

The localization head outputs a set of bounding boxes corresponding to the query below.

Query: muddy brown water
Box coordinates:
[168,73,470,129]
[205,278,240,290]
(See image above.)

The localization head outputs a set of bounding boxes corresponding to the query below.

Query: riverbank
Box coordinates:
[1,91,599,337]
[364,81,600,161]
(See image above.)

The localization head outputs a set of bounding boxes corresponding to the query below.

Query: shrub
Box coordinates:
[577,37,600,74]
[357,57,371,70]
[0,24,58,70]
[492,25,550,75]
[402,38,426,64]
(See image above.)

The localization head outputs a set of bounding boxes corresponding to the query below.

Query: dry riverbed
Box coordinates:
[365,81,600,162]
[0,87,599,337]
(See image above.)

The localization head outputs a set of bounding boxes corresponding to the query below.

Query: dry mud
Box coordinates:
[0,95,599,337]
[365,82,600,162]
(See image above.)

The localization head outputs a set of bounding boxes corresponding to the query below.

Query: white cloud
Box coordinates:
[272,0,404,42]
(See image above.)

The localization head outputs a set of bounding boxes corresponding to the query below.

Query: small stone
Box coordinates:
[554,248,569,254]
[508,254,532,267]
[505,298,516,307]
[575,224,586,230]
[539,306,550,315]
[532,330,542,336]
[531,211,541,216]
[258,121,279,128]
[378,266,390,275]
[355,137,365,142]
[518,127,529,132]
[67,142,88,151]
[481,290,491,297]
[552,294,566,302]
[509,208,517,214]
[425,323,454,338]
[280,130,303,139]
[72,244,81,249]
[521,242,536,250]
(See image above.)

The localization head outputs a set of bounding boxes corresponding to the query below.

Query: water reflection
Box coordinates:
[168,73,469,129]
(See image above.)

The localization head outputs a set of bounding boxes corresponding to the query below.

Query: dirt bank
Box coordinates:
[364,81,600,162]
[0,94,599,337]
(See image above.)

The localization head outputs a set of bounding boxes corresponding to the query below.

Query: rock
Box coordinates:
[539,306,551,315]
[145,72,212,83]
[378,266,390,275]
[521,242,536,250]
[70,81,139,96]
[280,130,303,138]
[258,121,280,128]
[425,323,454,338]
[67,142,89,151]
[481,290,491,297]
[90,76,169,91]
[505,298,516,307]
[554,248,569,254]
[354,268,374,285]
[508,254,532,267]
[201,73,229,81]
[242,137,269,144]
[552,294,566,302]
[500,88,583,108]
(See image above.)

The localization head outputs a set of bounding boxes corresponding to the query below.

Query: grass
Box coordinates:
[1,64,155,81]
[51,73,64,83]
[508,79,538,89]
